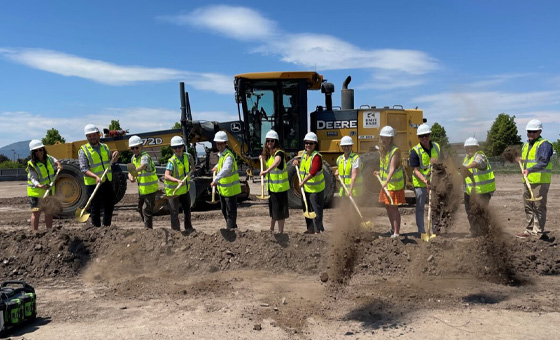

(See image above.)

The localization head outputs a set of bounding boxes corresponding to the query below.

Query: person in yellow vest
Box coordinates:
[259,130,289,234]
[210,131,241,230]
[461,137,495,237]
[374,126,406,237]
[128,135,158,230]
[516,119,553,238]
[409,123,440,237]
[26,139,62,231]
[79,124,119,227]
[293,132,325,234]
[164,136,194,232]
[335,136,362,198]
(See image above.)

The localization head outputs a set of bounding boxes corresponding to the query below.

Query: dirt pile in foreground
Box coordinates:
[1,226,558,284]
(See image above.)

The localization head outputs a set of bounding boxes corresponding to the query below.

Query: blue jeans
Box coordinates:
[414,187,430,234]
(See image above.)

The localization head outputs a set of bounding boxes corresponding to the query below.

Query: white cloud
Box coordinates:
[0,48,232,93]
[413,90,560,142]
[0,107,238,148]
[159,6,277,41]
[164,6,439,84]
[466,73,534,88]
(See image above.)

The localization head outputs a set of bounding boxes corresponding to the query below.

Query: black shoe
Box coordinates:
[184,228,196,235]
[303,230,315,234]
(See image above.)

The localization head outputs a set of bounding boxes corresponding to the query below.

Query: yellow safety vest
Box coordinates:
[132,151,158,195]
[80,143,112,185]
[266,150,289,193]
[411,142,440,187]
[380,146,404,191]
[300,150,325,193]
[164,154,190,196]
[522,138,552,184]
[216,149,241,197]
[26,156,56,197]
[337,152,363,196]
[463,151,495,195]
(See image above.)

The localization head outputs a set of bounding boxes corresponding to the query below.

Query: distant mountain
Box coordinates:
[0,140,31,161]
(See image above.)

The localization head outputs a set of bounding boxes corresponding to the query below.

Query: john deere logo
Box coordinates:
[231,123,241,132]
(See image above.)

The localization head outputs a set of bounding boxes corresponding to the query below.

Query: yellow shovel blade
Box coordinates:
[256,195,270,200]
[526,197,543,201]
[421,233,430,242]
[303,211,317,219]
[360,220,374,229]
[75,208,90,223]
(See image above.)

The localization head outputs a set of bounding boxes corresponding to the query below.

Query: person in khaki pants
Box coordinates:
[516,119,553,238]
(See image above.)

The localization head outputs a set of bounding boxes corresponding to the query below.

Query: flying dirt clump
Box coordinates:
[430,160,462,234]
[502,145,521,163]
[39,196,63,216]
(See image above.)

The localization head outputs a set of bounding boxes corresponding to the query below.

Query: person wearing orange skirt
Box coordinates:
[374,126,405,237]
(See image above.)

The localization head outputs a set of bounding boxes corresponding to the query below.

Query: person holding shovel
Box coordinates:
[461,137,495,237]
[409,123,440,238]
[259,130,289,234]
[79,124,119,228]
[164,136,194,232]
[293,132,325,234]
[335,136,362,198]
[26,139,62,231]
[210,131,241,230]
[374,126,405,238]
[516,119,553,238]
[128,135,158,230]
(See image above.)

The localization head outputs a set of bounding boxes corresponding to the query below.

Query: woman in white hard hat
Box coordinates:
[293,132,325,234]
[164,136,194,233]
[260,130,289,233]
[335,136,363,198]
[128,135,158,230]
[26,139,62,231]
[461,137,495,237]
[374,126,405,237]
[211,131,242,230]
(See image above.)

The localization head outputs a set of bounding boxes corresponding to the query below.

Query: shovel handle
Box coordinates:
[518,160,537,199]
[81,160,113,213]
[42,169,61,199]
[211,170,217,202]
[337,175,364,220]
[295,164,312,215]
[260,157,266,196]
[172,170,193,196]
[375,174,394,205]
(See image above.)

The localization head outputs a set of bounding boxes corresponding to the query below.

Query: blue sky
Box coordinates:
[1,1,559,150]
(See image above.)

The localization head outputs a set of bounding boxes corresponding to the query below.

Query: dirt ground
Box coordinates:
[1,174,559,339]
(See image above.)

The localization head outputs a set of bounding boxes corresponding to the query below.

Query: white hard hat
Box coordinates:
[265,130,279,140]
[128,135,143,148]
[417,124,431,136]
[84,124,99,135]
[340,136,353,146]
[170,136,184,147]
[214,131,228,142]
[29,139,44,151]
[380,126,395,137]
[464,137,479,147]
[526,119,543,131]
[303,132,318,143]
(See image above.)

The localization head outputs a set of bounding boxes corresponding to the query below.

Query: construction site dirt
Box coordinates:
[0,174,559,339]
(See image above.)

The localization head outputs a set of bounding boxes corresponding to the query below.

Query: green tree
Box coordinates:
[552,134,560,155]
[485,113,522,156]
[160,146,174,165]
[0,154,9,163]
[42,128,66,145]
[430,122,456,158]
[172,122,181,129]
[108,120,122,130]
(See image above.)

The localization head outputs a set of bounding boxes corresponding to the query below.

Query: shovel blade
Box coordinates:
[75,208,89,223]
[303,211,316,219]
[360,220,374,229]
[421,233,430,242]
[256,195,270,200]
[206,200,220,205]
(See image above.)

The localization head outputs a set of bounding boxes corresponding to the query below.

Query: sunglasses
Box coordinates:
[527,130,539,134]
[34,148,44,152]
[304,142,315,146]
[172,145,183,149]
[418,134,430,138]
[130,146,140,150]
[266,139,275,143]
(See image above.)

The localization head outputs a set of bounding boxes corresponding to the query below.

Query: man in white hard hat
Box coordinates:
[128,135,158,230]
[79,124,119,227]
[516,119,553,238]
[164,136,195,232]
[461,137,495,237]
[211,131,241,230]
[335,136,362,198]
[293,132,325,234]
[409,123,440,237]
